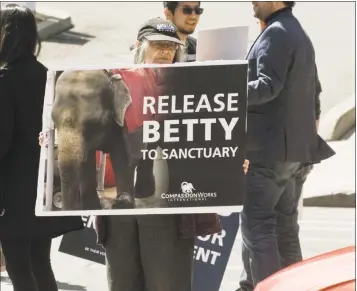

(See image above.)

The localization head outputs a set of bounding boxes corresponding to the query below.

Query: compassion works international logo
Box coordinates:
[161,181,217,202]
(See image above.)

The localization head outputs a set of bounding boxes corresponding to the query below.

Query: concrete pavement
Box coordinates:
[1,207,355,291]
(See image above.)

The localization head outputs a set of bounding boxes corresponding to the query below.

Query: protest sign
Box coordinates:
[58,216,105,265]
[36,61,248,216]
[192,212,240,291]
[59,213,239,291]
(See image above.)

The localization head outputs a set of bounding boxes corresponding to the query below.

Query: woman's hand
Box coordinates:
[243,159,249,174]
[38,132,47,146]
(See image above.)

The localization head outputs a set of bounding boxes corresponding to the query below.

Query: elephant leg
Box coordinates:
[108,130,135,209]
[57,128,82,210]
[123,127,156,200]
[79,150,102,210]
[134,157,155,199]
[57,128,101,210]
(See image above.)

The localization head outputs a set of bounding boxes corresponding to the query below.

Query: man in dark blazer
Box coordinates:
[238,2,335,290]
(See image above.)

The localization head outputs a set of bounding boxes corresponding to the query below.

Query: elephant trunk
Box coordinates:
[57,128,84,210]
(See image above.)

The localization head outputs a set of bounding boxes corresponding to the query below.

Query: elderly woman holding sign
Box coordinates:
[95,18,212,291]
[93,18,249,291]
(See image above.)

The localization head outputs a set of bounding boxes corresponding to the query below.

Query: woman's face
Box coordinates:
[144,40,178,64]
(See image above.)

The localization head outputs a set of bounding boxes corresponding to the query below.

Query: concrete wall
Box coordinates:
[319,95,356,141]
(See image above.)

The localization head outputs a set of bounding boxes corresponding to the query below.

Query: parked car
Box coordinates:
[255,246,355,291]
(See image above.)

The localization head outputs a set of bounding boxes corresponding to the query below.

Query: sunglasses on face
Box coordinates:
[181,6,204,15]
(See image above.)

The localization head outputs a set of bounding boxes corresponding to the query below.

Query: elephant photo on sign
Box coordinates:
[38,61,249,215]
[44,67,170,211]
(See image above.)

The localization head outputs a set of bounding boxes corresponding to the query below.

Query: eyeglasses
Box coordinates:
[181,6,204,15]
[149,41,178,52]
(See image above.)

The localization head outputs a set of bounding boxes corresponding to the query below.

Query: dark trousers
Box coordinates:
[239,162,308,290]
[104,215,194,291]
[0,237,57,291]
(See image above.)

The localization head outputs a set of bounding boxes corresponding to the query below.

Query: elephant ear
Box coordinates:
[110,73,132,127]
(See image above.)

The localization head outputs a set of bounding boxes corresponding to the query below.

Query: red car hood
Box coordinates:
[255,246,355,291]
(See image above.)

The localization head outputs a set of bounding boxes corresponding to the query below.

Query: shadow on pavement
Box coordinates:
[57,281,87,291]
[304,193,356,208]
[45,31,95,45]
[1,276,87,291]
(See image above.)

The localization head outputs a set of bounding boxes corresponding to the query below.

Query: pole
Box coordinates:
[298,194,304,220]
[97,152,106,192]
[44,71,56,211]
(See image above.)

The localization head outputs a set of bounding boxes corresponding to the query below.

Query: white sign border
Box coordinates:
[35,60,247,217]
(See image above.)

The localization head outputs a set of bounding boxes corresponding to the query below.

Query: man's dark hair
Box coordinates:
[163,1,201,14]
[283,1,296,8]
[0,4,41,73]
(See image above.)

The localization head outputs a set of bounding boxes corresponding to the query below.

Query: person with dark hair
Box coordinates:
[0,5,41,68]
[236,1,335,291]
[0,4,83,291]
[163,1,203,61]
